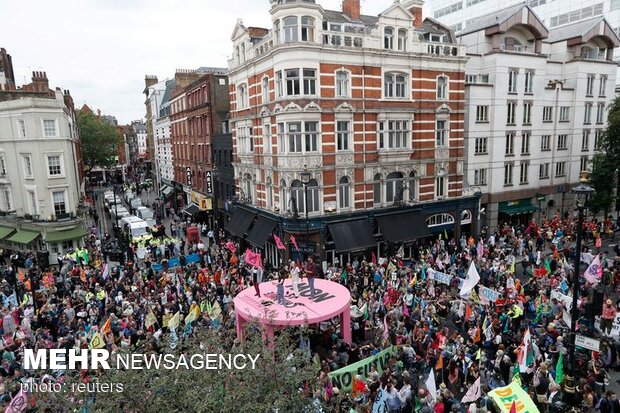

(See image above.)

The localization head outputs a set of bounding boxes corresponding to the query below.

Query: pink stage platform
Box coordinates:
[233,278,352,344]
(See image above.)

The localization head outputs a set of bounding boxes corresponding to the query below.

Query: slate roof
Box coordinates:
[547,17,605,43]
[457,2,528,36]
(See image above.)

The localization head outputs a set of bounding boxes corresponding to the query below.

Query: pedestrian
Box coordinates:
[290,260,300,298]
[305,255,316,299]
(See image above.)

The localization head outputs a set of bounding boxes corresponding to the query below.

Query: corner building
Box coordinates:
[228,0,479,265]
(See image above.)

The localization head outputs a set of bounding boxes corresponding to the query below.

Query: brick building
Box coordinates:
[228,0,480,265]
[169,68,229,220]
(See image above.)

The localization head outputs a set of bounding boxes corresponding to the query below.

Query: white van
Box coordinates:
[130,198,143,209]
[136,207,154,221]
[121,216,150,238]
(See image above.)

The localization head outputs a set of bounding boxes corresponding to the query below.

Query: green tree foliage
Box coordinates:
[37,326,320,413]
[77,110,121,171]
[589,96,620,214]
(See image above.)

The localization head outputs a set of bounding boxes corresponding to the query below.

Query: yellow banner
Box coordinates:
[488,382,540,413]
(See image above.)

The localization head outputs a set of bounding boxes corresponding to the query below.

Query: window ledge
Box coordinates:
[475,121,489,124]
[521,152,530,156]
[524,92,534,96]
[559,120,569,123]
[541,148,551,152]
[505,154,515,157]
[523,123,532,126]
[543,120,552,123]
[474,152,488,156]
[503,184,514,187]
[556,174,566,178]
[519,182,529,186]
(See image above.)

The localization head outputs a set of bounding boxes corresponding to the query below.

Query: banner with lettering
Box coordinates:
[329,346,396,393]
[428,269,464,288]
[488,382,540,413]
[479,286,501,304]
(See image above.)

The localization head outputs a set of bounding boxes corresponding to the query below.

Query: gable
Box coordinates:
[231,19,248,42]
[378,3,413,22]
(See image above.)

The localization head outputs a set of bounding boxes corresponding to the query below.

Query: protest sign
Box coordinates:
[329,346,396,392]
[488,382,540,413]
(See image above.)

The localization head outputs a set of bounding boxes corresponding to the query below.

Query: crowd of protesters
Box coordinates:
[1,197,620,412]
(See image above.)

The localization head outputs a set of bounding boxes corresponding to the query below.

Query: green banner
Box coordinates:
[328,346,396,393]
[488,382,540,413]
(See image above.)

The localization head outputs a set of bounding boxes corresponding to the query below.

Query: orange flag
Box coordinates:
[17,269,25,282]
[101,316,112,335]
[465,304,472,320]
[80,269,87,282]
[435,354,444,370]
[473,327,481,344]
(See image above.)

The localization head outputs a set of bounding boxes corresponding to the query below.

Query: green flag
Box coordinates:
[555,353,564,385]
[511,364,521,386]
[545,259,551,275]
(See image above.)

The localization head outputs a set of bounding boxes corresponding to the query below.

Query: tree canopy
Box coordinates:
[589,96,620,214]
[77,110,121,172]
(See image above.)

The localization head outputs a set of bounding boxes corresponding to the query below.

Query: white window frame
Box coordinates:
[18,119,26,138]
[384,27,394,49]
[539,163,550,179]
[504,163,514,186]
[26,187,37,216]
[474,137,487,154]
[584,103,592,124]
[581,130,590,151]
[436,119,448,147]
[262,77,270,104]
[302,68,317,95]
[519,161,529,184]
[0,187,12,212]
[541,135,551,151]
[435,176,446,199]
[596,103,605,124]
[437,76,448,100]
[475,105,488,122]
[599,76,607,97]
[338,176,351,210]
[51,189,68,216]
[0,155,6,177]
[559,106,569,122]
[542,106,553,122]
[397,29,407,52]
[521,133,530,155]
[46,153,64,178]
[507,102,516,124]
[505,133,515,155]
[508,70,518,93]
[557,134,568,150]
[555,162,566,177]
[474,168,486,185]
[263,123,272,154]
[283,16,299,43]
[586,74,595,96]
[335,70,350,98]
[336,120,351,151]
[237,83,248,109]
[523,103,532,124]
[524,71,534,93]
[42,119,58,138]
[580,156,590,172]
[377,120,410,150]
[383,72,408,99]
[22,154,33,178]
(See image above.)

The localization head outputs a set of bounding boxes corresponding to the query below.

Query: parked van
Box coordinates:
[121,216,150,238]
[130,198,143,209]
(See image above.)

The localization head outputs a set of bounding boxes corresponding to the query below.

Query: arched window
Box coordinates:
[336,70,350,98]
[291,179,319,214]
[283,16,298,43]
[373,174,382,206]
[397,29,408,51]
[384,73,407,98]
[461,210,472,224]
[384,27,394,49]
[307,179,319,213]
[290,180,303,214]
[274,20,281,44]
[266,178,273,209]
[243,173,253,203]
[338,176,350,209]
[386,172,404,204]
[262,77,270,104]
[408,171,417,202]
[301,16,314,42]
[426,213,455,227]
[437,76,448,100]
[503,36,522,52]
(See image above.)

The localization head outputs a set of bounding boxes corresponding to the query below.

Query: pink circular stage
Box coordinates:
[234,279,352,344]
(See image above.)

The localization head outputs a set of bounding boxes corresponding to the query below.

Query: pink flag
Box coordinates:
[273,234,286,250]
[5,387,27,413]
[371,252,377,265]
[290,235,299,252]
[383,315,389,340]
[461,377,481,403]
[102,263,109,280]
[225,241,236,254]
[477,239,484,260]
[402,301,410,317]
[245,249,263,268]
[584,255,603,284]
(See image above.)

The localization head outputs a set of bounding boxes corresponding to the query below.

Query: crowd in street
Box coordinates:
[0,208,620,412]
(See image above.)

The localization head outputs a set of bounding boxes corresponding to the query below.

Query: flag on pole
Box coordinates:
[426,369,438,401]
[461,377,481,403]
[511,363,521,385]
[509,401,517,413]
[459,262,480,297]
[383,315,389,340]
[290,235,299,252]
[555,353,564,385]
[273,234,286,250]
[435,354,444,370]
[145,310,157,328]
[245,249,263,268]
[584,255,603,284]
[185,306,200,325]
[371,252,377,265]
[89,332,105,349]
[465,304,473,321]
[397,245,404,258]
[101,316,112,335]
[477,239,484,259]
[4,387,27,413]
[102,263,109,279]
[475,349,481,360]
[518,328,532,373]
[168,311,181,330]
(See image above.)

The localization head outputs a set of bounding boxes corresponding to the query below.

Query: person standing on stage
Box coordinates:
[290,260,300,298]
[305,255,316,300]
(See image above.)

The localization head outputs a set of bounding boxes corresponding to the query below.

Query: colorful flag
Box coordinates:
[371,252,377,265]
[511,364,521,385]
[426,368,437,401]
[225,241,236,253]
[465,304,473,320]
[476,348,481,360]
[509,401,517,413]
[273,234,286,250]
[435,354,444,370]
[462,377,481,403]
[168,311,181,330]
[89,332,105,349]
[402,301,410,317]
[185,306,200,325]
[383,315,389,340]
[473,328,481,344]
[555,353,564,385]
[4,387,27,413]
[459,262,480,297]
[145,310,157,328]
[544,259,552,275]
[584,255,603,284]
[397,245,404,257]
[245,249,263,268]
[477,239,484,259]
[101,316,112,335]
[17,269,25,283]
[518,328,532,373]
[102,263,109,279]
[290,235,299,252]
[207,300,222,319]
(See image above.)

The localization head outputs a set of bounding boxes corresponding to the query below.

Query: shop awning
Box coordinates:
[376,211,431,243]
[45,227,88,243]
[246,216,277,248]
[7,229,41,245]
[225,208,257,238]
[501,204,538,215]
[0,227,15,241]
[182,203,201,216]
[328,219,376,252]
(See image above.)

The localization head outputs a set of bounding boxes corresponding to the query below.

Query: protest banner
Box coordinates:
[488,382,540,413]
[329,346,396,392]
[479,286,501,303]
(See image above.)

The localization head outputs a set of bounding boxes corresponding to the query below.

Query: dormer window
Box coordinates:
[301,16,314,42]
[384,27,394,49]
[284,16,298,43]
[397,29,407,51]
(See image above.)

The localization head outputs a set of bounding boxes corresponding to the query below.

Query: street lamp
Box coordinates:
[300,168,312,259]
[568,171,595,380]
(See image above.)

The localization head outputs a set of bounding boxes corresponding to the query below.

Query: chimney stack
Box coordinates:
[342,0,360,21]
[31,71,49,92]
[403,0,425,29]
[144,75,158,89]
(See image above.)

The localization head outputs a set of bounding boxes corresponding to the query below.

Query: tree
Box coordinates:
[77,110,122,172]
[589,96,620,214]
[37,325,320,413]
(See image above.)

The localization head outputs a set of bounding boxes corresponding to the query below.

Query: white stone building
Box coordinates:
[459,4,619,227]
[0,68,86,264]
[154,79,176,186]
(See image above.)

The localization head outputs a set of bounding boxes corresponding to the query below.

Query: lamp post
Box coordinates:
[568,171,595,379]
[300,168,312,260]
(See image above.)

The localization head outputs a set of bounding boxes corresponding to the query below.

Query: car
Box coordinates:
[120,216,150,238]
[130,198,143,209]
[111,206,130,222]
[124,191,135,204]
[136,207,154,221]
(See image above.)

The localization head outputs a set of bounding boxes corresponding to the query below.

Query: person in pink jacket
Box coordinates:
[601,299,617,337]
